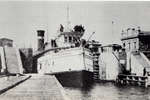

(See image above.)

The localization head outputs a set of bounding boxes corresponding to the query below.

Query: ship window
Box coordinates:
[73,37,76,42]
[69,36,72,42]
[64,36,67,42]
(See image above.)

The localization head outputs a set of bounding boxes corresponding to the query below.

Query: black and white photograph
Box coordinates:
[0,0,150,100]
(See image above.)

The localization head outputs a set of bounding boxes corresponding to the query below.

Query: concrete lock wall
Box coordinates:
[99,52,119,81]
[129,53,145,76]
[19,48,33,73]
[0,47,6,73]
[130,54,143,76]
[4,46,23,74]
[0,46,24,74]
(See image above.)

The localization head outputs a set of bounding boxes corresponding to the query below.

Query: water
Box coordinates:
[64,82,150,100]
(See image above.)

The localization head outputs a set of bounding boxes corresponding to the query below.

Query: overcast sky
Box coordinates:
[0,1,150,50]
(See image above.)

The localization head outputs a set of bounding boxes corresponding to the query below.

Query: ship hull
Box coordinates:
[52,70,93,88]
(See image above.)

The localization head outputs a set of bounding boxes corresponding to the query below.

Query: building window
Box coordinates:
[128,42,130,50]
[123,43,125,47]
[101,47,104,53]
[134,42,136,49]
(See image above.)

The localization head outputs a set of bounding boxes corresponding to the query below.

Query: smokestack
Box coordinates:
[37,30,45,51]
[137,26,141,33]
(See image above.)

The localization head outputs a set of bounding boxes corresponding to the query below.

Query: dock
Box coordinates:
[0,74,69,100]
[116,74,150,87]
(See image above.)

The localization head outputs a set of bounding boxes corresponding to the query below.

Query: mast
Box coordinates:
[87,32,95,42]
[112,21,114,43]
[66,5,71,31]
[46,6,49,42]
[46,20,49,42]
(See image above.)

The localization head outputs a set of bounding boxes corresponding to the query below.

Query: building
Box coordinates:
[0,38,13,47]
[121,27,150,76]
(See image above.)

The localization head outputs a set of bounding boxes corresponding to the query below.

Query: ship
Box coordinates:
[33,24,101,88]
[33,6,101,87]
[32,6,102,87]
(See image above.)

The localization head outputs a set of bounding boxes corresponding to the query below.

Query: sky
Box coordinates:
[0,1,150,50]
